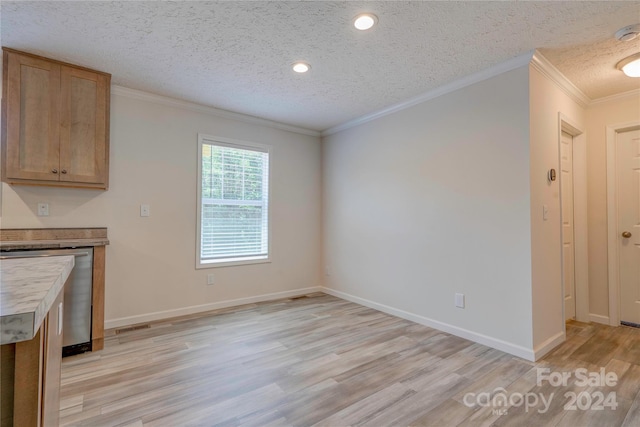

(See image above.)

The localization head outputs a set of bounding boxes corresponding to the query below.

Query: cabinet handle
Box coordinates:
[52,169,58,174]
[61,169,67,174]
[58,302,63,336]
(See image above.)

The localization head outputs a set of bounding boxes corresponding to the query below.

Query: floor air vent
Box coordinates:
[115,324,150,334]
[621,321,640,329]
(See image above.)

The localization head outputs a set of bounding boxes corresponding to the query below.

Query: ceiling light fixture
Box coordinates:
[617,52,640,78]
[292,62,310,73]
[353,13,378,31]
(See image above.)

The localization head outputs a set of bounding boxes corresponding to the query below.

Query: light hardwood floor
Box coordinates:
[59,293,640,426]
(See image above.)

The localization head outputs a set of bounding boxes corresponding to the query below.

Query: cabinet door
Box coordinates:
[59,66,109,185]
[4,51,61,181]
[41,290,64,427]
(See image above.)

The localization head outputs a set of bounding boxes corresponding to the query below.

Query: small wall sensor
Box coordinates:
[547,169,556,182]
[615,24,640,42]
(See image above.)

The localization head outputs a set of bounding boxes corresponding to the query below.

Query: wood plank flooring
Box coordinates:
[59,293,640,426]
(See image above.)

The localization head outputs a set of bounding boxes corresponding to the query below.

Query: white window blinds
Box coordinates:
[199,137,269,264]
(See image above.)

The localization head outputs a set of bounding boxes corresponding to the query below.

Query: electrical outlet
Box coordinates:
[325,266,331,276]
[140,204,150,217]
[455,293,465,308]
[207,274,215,285]
[37,203,49,216]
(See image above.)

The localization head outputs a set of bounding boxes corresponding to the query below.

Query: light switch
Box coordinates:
[37,203,49,216]
[140,204,150,217]
[543,204,549,221]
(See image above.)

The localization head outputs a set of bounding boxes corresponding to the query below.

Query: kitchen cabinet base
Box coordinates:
[92,337,104,351]
[1,288,64,427]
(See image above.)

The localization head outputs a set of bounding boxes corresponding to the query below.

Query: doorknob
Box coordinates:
[622,231,632,238]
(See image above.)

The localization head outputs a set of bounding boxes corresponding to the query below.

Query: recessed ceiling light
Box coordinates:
[292,62,310,73]
[617,52,640,77]
[353,13,377,31]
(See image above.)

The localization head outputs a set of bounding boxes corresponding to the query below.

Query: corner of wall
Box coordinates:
[323,63,536,359]
[528,59,587,352]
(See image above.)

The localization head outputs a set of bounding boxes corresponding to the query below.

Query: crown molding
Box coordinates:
[322,50,536,136]
[110,86,321,138]
[112,55,631,139]
[530,50,591,108]
[589,88,640,107]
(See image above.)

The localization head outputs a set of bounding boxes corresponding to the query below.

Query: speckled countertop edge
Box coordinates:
[0,238,109,250]
[0,256,75,345]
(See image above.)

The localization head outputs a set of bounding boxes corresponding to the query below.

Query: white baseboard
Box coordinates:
[321,287,537,362]
[589,313,611,326]
[105,286,322,330]
[533,331,566,360]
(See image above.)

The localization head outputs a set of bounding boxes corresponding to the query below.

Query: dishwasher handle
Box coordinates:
[0,252,90,260]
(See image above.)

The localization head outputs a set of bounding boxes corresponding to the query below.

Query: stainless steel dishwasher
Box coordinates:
[0,247,94,356]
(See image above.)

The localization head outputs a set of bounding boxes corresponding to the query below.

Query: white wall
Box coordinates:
[0,91,322,326]
[528,66,586,351]
[585,93,640,320]
[323,66,535,356]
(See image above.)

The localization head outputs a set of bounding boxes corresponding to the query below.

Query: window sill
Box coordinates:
[196,256,270,269]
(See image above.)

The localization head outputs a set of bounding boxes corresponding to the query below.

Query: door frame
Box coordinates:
[558,114,589,323]
[607,121,640,326]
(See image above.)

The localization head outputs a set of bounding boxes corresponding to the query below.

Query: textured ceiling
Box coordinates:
[541,37,640,100]
[2,1,639,132]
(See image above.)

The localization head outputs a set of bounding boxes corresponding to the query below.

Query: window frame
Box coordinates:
[196,134,272,269]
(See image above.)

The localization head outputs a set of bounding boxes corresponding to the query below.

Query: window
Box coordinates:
[197,135,270,267]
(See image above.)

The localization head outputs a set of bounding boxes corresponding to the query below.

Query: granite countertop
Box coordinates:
[0,227,109,250]
[0,238,109,250]
[0,256,74,345]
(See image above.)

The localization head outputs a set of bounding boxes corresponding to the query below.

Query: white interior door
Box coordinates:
[618,129,640,326]
[561,131,576,320]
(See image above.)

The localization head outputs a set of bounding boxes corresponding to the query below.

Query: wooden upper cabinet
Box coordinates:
[60,66,109,185]
[2,48,110,189]
[4,52,61,182]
